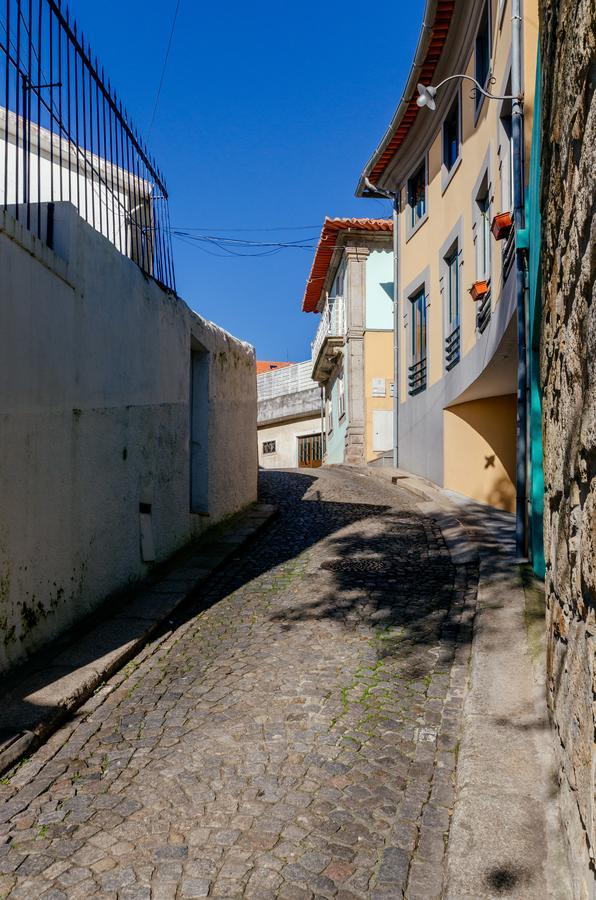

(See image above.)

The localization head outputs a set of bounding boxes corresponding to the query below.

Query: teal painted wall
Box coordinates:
[526,48,545,579]
[325,362,348,464]
[365,249,394,330]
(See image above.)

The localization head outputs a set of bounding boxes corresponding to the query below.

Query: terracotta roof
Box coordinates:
[357,0,455,192]
[256,360,294,374]
[302,218,393,313]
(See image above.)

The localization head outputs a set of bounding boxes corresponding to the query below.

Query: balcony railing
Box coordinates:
[311,296,344,377]
[445,324,460,370]
[408,357,427,395]
[476,285,492,333]
[0,0,175,290]
[257,360,318,402]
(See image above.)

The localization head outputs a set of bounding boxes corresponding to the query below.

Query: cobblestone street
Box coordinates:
[0,467,477,899]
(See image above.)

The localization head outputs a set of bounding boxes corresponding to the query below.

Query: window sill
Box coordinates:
[441,155,462,194]
[405,211,429,244]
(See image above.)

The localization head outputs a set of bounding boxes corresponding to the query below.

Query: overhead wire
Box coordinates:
[146,0,181,140]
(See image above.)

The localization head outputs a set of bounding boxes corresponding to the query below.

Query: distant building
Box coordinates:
[256,360,294,375]
[302,218,394,466]
[257,362,323,468]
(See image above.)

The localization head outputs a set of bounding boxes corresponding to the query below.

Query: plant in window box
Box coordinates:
[469,280,490,301]
[490,211,513,240]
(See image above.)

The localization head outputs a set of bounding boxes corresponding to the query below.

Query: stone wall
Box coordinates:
[539,1,595,894]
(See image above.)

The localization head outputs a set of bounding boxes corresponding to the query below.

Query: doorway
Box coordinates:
[297,433,323,468]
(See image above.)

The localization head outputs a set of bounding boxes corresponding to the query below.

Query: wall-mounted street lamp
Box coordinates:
[415,75,521,111]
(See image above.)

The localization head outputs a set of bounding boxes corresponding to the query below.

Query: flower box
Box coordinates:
[469,280,490,301]
[491,211,513,240]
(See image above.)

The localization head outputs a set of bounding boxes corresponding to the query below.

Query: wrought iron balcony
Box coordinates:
[408,357,427,395]
[311,296,345,382]
[476,285,492,333]
[445,324,460,370]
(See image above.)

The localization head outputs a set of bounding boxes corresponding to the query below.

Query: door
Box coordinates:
[297,433,323,468]
[373,410,393,452]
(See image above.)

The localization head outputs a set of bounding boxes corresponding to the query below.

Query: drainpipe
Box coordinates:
[391,193,400,469]
[511,0,527,557]
[364,178,400,469]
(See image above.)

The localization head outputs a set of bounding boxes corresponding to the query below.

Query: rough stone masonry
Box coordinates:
[540,0,596,894]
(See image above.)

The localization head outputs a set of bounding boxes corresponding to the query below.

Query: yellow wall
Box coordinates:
[396,1,539,404]
[363,331,394,461]
[443,395,516,511]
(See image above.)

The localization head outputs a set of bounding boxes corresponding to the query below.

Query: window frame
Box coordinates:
[404,277,428,396]
[442,91,462,191]
[405,155,429,241]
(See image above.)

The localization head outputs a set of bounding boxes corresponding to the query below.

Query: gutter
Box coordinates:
[355,0,439,196]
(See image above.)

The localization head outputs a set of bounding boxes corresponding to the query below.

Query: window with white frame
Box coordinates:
[444,244,461,369]
[475,176,491,281]
[327,396,334,434]
[408,286,427,395]
[338,369,345,419]
[443,94,460,173]
[499,95,514,212]
[407,160,427,229]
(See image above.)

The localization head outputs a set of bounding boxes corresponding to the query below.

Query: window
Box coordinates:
[407,161,426,229]
[444,247,460,369]
[499,98,514,212]
[327,397,334,434]
[408,287,427,395]
[475,185,491,281]
[475,2,491,109]
[263,441,276,454]
[338,370,345,419]
[443,95,460,172]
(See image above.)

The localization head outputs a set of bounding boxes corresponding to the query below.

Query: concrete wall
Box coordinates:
[257,387,320,429]
[443,395,516,511]
[363,331,394,461]
[0,203,257,672]
[365,249,393,330]
[539,0,596,893]
[325,364,348,465]
[257,415,322,469]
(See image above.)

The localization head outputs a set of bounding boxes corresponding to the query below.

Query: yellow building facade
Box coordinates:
[357,0,538,511]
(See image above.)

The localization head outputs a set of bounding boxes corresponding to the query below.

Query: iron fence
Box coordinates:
[0,0,175,290]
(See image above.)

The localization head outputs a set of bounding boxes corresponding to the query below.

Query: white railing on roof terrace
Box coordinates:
[257,360,318,401]
[311,296,345,366]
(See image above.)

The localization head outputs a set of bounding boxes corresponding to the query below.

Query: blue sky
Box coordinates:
[75,0,425,361]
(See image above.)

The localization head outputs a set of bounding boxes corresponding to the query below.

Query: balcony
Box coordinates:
[311,297,345,383]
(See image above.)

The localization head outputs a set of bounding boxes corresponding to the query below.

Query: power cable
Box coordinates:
[146,0,181,140]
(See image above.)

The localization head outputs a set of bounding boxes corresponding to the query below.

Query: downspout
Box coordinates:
[511,0,527,557]
[392,193,400,469]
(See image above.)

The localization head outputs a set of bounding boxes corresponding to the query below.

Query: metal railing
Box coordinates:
[257,360,318,401]
[445,324,460,370]
[502,227,515,280]
[0,0,175,290]
[311,295,344,365]
[476,286,492,333]
[408,357,427,395]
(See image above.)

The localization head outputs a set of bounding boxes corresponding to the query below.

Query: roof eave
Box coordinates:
[355,0,439,197]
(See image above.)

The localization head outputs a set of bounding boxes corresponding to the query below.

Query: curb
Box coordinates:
[0,502,277,777]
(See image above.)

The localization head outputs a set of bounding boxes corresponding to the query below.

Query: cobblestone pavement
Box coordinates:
[0,467,477,899]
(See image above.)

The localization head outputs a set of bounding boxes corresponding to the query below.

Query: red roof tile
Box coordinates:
[302,218,392,313]
[256,360,294,374]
